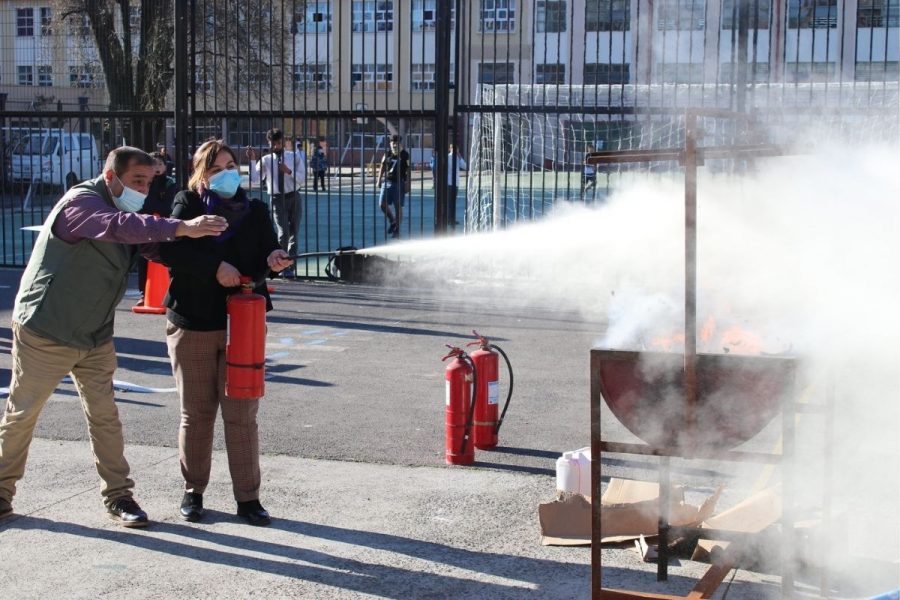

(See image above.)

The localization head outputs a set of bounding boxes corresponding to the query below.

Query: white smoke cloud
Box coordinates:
[362,141,900,593]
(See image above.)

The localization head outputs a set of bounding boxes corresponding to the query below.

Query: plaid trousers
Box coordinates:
[166,322,261,502]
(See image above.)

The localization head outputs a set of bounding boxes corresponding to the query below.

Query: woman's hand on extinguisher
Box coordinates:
[216,261,242,288]
[267,249,294,273]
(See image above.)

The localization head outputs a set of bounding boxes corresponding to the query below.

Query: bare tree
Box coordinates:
[192,2,294,111]
[54,0,173,145]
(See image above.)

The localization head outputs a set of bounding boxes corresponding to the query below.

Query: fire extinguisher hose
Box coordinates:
[492,344,515,435]
[458,354,478,457]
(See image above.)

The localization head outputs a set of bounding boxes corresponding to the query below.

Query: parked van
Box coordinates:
[9,131,101,189]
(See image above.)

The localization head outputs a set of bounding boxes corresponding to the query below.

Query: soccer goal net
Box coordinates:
[464,82,899,232]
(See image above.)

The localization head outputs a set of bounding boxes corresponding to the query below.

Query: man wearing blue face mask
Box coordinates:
[0,146,228,527]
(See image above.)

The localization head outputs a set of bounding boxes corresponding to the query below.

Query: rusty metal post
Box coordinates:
[591,350,604,596]
[173,0,189,190]
[684,113,699,433]
[781,366,797,597]
[658,457,671,581]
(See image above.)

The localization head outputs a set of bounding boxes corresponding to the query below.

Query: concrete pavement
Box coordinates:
[0,268,875,598]
[0,438,797,599]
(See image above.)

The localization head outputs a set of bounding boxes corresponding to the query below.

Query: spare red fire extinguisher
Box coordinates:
[442,346,477,465]
[226,276,266,399]
[466,330,514,450]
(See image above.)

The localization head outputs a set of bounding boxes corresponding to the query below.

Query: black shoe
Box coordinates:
[107,497,149,528]
[180,492,205,522]
[0,497,12,521]
[237,499,271,527]
[387,221,397,235]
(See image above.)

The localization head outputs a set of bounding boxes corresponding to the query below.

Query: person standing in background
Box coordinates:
[156,144,175,178]
[446,144,467,231]
[581,144,597,200]
[376,135,410,239]
[311,139,329,192]
[246,129,306,278]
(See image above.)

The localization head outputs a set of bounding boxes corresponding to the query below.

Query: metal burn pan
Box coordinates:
[593,349,797,452]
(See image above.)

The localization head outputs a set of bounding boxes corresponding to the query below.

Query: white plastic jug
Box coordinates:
[555,447,592,496]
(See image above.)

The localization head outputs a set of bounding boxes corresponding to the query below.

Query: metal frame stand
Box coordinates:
[586,109,817,599]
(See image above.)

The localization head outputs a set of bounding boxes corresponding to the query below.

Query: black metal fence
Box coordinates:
[1,0,897,270]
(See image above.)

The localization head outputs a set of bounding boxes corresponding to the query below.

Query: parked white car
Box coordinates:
[9,131,101,189]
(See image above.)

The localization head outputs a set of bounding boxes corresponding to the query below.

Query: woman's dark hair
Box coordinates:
[188,138,238,192]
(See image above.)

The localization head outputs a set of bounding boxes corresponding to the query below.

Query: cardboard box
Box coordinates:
[538,478,721,546]
[691,487,781,561]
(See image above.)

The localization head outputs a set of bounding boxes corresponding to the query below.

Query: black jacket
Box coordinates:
[379,149,410,184]
[159,189,279,331]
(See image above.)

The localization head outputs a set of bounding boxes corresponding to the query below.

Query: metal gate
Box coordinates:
[1,1,897,270]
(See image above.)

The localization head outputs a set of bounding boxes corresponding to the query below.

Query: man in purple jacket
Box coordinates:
[0,146,227,527]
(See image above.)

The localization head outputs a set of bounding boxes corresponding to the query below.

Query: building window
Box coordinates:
[38,66,53,87]
[536,63,566,84]
[295,1,333,33]
[584,63,630,84]
[17,8,35,36]
[412,0,456,30]
[352,1,394,32]
[855,61,900,80]
[69,65,101,88]
[478,62,515,84]
[586,0,631,31]
[351,63,393,90]
[857,0,900,26]
[657,62,704,83]
[657,0,706,30]
[537,1,567,32]
[788,0,838,27]
[719,62,770,82]
[194,69,213,93]
[294,64,332,91]
[127,7,140,31]
[40,7,52,35]
[785,61,837,81]
[69,15,92,37]
[480,0,517,32]
[18,66,34,86]
[721,0,771,28]
[411,63,436,91]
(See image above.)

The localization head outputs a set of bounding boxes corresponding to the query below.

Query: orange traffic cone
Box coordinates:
[132,260,169,315]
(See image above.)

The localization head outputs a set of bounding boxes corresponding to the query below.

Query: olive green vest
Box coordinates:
[13,176,137,349]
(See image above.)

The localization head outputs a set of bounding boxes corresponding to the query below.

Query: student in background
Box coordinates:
[311,139,329,192]
[376,135,410,239]
[246,129,306,278]
[581,144,597,200]
[445,143,467,231]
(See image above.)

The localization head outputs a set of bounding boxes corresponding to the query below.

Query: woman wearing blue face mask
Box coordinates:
[158,139,293,526]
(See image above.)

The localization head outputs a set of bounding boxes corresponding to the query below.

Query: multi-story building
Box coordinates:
[2,0,897,157]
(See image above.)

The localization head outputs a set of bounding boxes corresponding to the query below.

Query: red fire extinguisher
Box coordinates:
[442,346,476,465]
[466,330,514,450]
[226,276,266,399]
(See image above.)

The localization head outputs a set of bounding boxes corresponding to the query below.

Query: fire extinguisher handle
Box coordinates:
[441,345,465,362]
[466,329,490,348]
